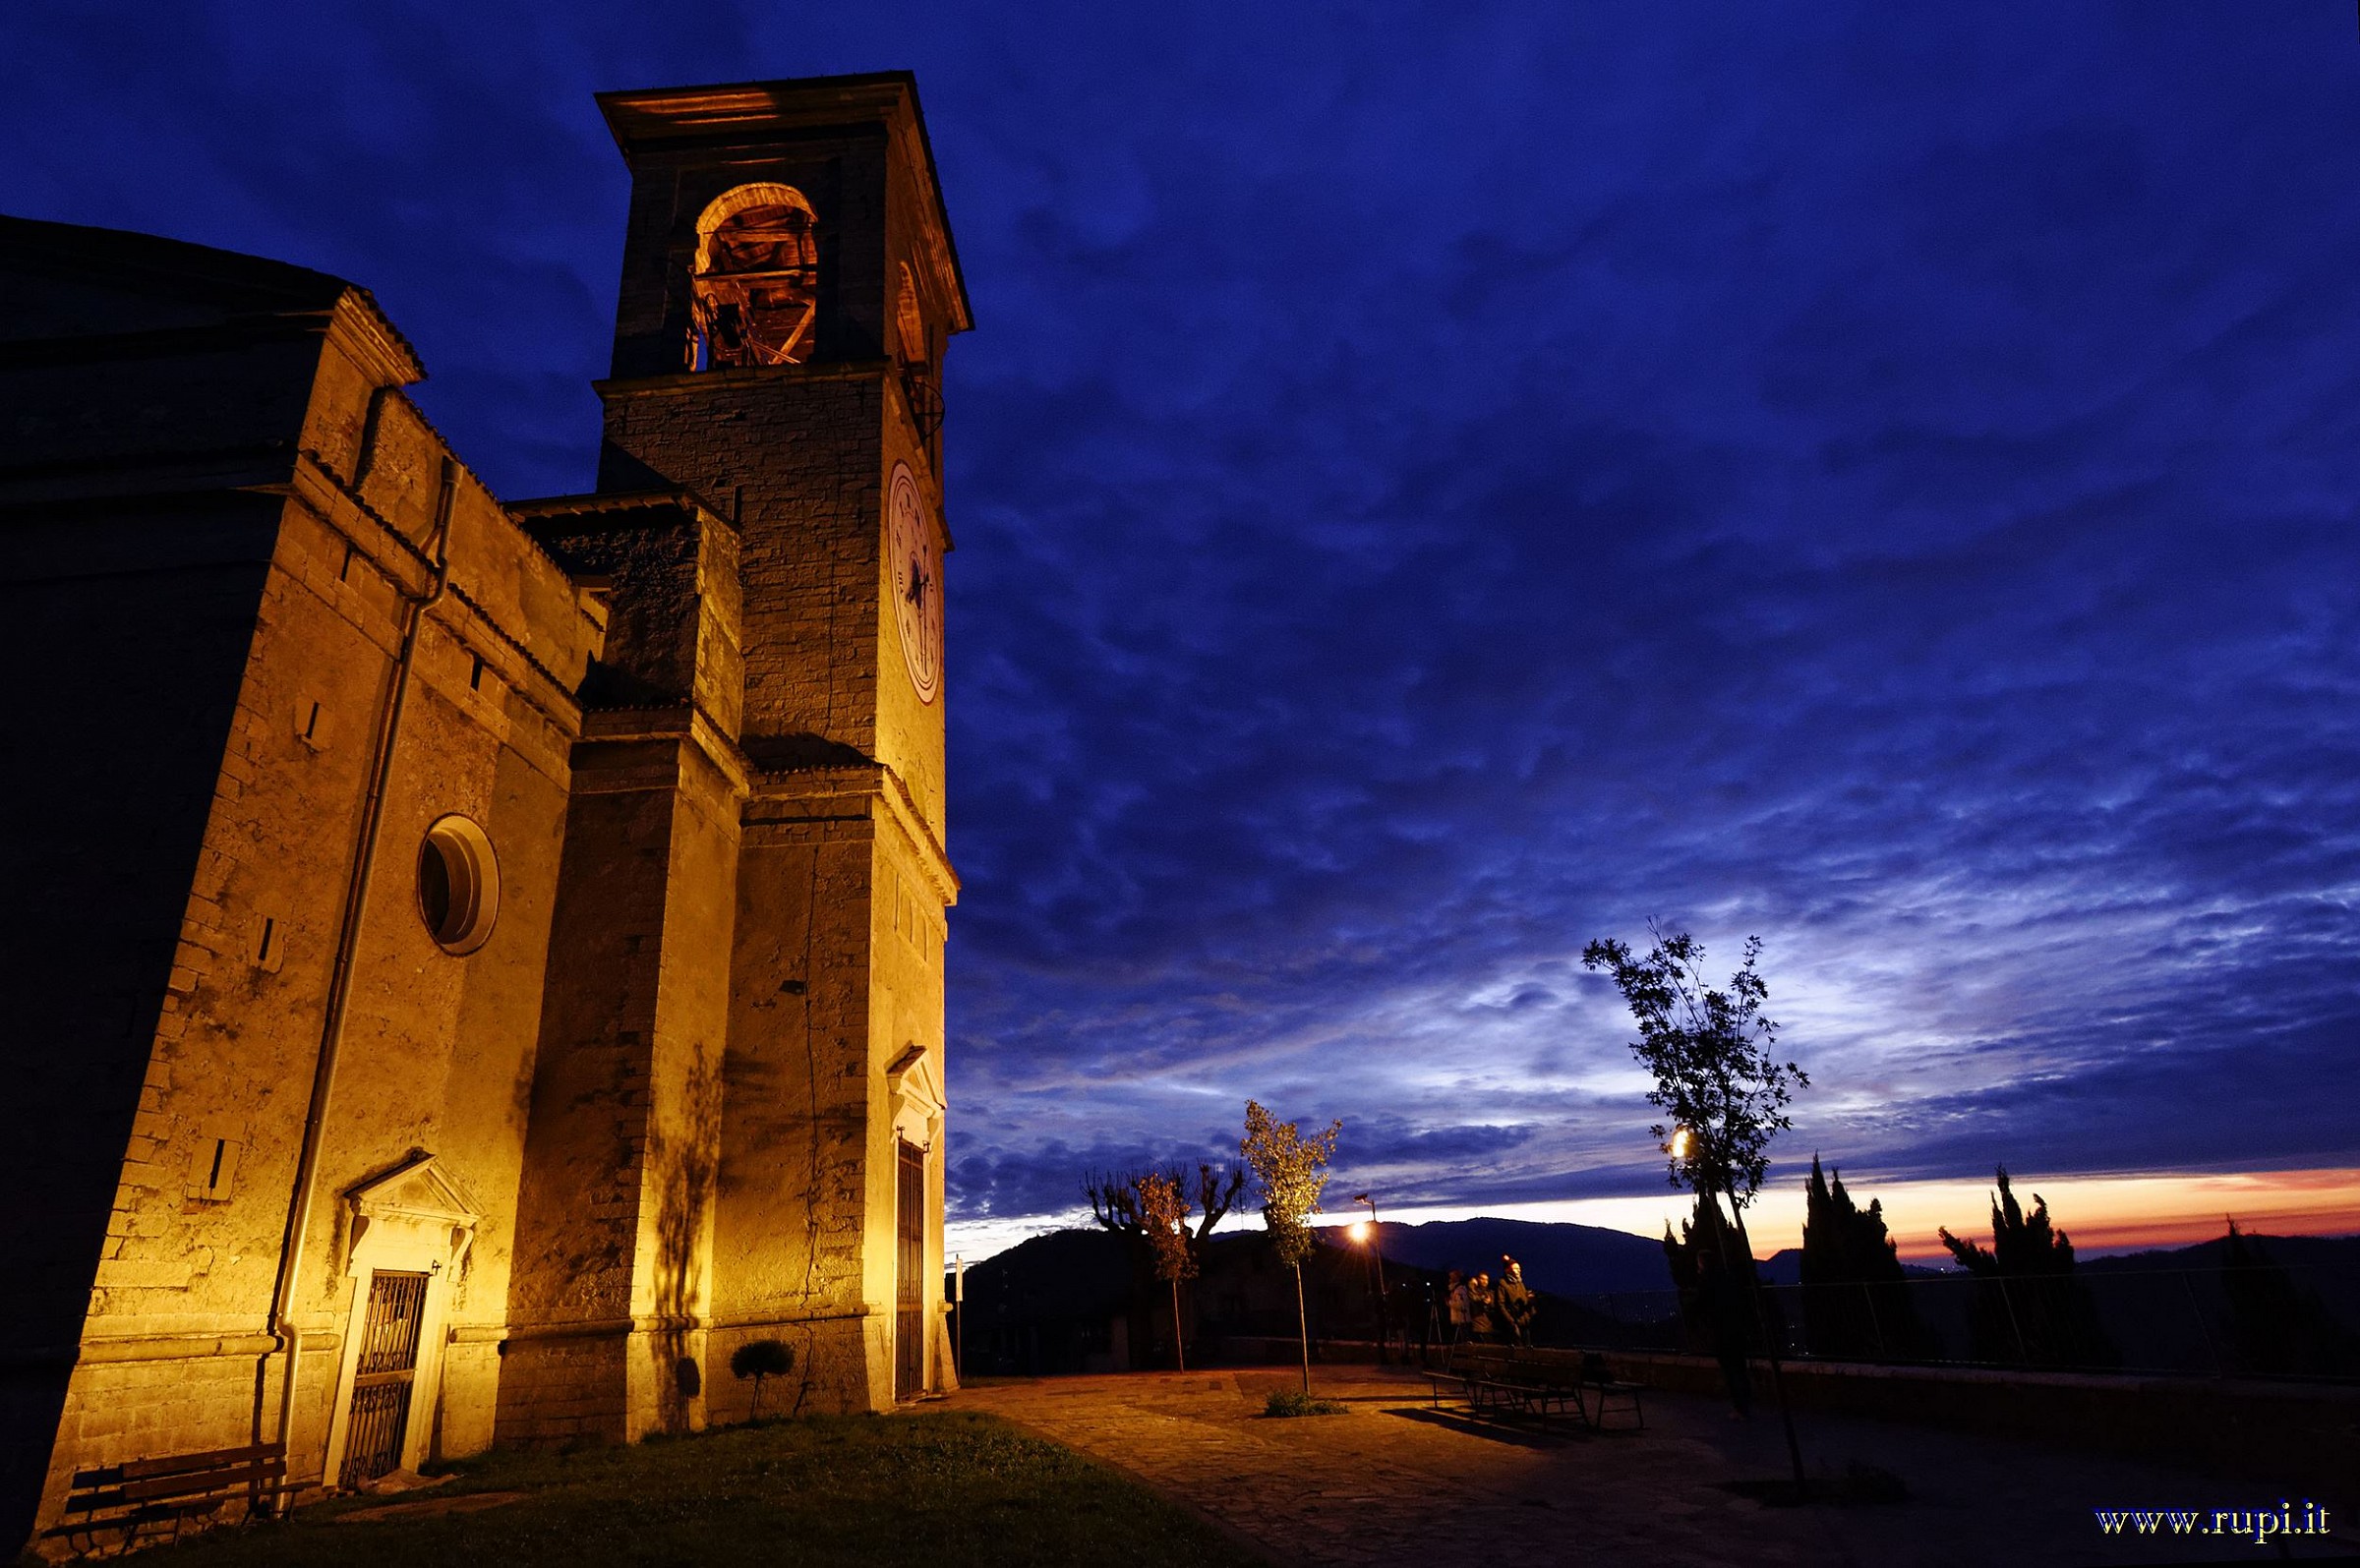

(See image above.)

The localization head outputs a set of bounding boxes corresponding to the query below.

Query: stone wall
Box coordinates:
[501,494,745,1444]
[3,73,974,1551]
[5,263,599,1546]
[589,81,964,1414]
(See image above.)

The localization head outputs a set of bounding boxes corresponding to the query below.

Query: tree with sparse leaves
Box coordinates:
[1586,923,1809,1491]
[1581,924,1806,1212]
[1241,1101,1341,1394]
[1135,1172,1197,1371]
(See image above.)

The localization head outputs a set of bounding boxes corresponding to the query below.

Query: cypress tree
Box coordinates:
[1938,1167,2115,1367]
[1800,1155,1926,1359]
[2222,1219,2360,1377]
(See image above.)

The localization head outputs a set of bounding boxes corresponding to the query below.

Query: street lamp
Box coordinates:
[1351,1192,1389,1365]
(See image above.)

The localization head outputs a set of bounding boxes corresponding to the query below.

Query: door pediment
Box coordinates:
[885,1045,943,1148]
[346,1154,482,1274]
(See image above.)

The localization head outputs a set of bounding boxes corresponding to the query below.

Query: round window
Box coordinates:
[417,815,499,956]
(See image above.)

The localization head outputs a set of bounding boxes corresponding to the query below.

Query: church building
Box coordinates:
[0,73,967,1552]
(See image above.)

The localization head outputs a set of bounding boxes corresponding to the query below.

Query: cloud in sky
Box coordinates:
[8,1,2359,1247]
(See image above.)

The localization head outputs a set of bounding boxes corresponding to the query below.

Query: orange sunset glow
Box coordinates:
[1346,1167,2360,1264]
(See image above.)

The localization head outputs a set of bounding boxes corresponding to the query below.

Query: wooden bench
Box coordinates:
[1575,1351,1645,1431]
[1428,1349,1582,1430]
[1427,1349,1644,1432]
[44,1441,289,1554]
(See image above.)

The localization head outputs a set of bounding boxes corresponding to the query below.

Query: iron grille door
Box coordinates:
[342,1270,428,1485]
[896,1139,925,1400]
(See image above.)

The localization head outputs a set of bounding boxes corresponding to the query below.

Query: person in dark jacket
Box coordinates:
[1497,1257,1536,1346]
[1694,1245,1753,1417]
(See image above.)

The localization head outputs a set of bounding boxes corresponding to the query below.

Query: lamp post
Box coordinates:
[1351,1192,1389,1364]
[1674,1126,1808,1497]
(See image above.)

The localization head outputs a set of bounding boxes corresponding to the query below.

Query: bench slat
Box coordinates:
[42,1483,296,1539]
[73,1441,285,1487]
[116,1460,285,1505]
[69,1460,285,1510]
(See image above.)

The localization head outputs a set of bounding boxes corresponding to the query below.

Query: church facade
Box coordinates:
[0,73,966,1551]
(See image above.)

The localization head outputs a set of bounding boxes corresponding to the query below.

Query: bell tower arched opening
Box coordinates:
[686,183,818,370]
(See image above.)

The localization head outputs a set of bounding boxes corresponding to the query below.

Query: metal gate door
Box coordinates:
[342,1270,428,1485]
[895,1139,925,1400]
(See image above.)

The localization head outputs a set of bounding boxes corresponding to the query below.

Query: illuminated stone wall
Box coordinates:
[2,73,969,1555]
[0,237,600,1551]
[587,77,962,1419]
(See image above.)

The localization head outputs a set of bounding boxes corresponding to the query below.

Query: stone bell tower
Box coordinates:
[499,74,968,1436]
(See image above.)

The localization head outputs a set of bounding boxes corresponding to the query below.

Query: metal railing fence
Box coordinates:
[1540,1262,2360,1381]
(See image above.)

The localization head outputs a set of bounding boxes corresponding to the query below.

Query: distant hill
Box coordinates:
[1742,1233,2360,1287]
[1754,1249,1947,1287]
[1347,1217,1674,1297]
[965,1227,1135,1319]
[2079,1232,2360,1279]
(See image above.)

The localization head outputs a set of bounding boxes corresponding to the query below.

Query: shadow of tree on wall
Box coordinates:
[648,1051,721,1433]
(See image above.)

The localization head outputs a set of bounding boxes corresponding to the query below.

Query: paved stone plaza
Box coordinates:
[949,1366,2357,1566]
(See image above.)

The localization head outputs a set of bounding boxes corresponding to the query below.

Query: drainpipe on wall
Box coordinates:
[256,452,456,1498]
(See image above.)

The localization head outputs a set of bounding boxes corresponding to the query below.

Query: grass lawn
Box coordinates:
[125,1412,1264,1568]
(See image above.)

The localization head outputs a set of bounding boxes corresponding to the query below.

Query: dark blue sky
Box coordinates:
[12,3,2360,1245]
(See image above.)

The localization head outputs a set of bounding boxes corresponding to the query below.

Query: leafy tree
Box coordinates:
[1800,1155,1929,1360]
[1135,1171,1198,1371]
[729,1338,794,1419]
[1589,924,1808,1489]
[1938,1167,2115,1368]
[1241,1101,1341,1394]
[1581,925,1806,1210]
[2221,1219,2360,1377]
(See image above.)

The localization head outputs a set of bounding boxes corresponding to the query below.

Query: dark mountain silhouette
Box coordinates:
[1349,1216,1675,1297]
[958,1221,2360,1376]
[2078,1231,2360,1280]
[1756,1249,1946,1287]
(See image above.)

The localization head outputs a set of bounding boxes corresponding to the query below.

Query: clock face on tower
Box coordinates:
[888,462,942,704]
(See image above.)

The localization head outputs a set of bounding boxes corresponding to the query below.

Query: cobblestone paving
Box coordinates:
[948,1365,2356,1566]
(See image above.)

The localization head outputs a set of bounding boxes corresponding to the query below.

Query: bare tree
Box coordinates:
[1082,1160,1244,1372]
[1084,1161,1245,1242]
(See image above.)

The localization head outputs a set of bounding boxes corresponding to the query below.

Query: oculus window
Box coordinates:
[417,815,499,956]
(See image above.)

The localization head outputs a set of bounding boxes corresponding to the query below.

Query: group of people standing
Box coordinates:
[1444,1257,1536,1347]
